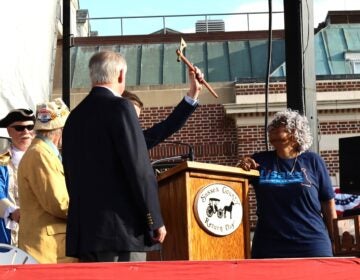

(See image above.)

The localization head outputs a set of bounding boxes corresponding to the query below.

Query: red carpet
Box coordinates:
[0,258,359,280]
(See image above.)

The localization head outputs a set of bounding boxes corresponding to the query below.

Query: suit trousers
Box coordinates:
[79,251,147,262]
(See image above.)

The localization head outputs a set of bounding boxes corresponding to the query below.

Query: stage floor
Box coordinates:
[0,257,359,280]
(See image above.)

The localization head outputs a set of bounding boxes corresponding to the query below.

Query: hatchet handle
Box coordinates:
[176,49,218,98]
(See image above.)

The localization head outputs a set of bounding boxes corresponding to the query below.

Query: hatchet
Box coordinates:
[176,38,218,98]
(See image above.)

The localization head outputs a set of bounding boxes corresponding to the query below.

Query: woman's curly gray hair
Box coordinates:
[267,109,313,153]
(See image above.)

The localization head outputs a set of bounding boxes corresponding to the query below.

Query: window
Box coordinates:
[353,61,360,74]
[345,52,360,74]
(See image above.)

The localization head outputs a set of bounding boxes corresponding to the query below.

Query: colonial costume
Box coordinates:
[0,108,35,246]
[18,99,76,263]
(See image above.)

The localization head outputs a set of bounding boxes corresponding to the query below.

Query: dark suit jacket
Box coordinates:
[143,98,197,149]
[62,87,163,258]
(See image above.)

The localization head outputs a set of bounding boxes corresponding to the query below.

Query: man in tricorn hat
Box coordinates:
[0,108,35,246]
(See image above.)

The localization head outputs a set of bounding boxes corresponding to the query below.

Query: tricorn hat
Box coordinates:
[34,98,70,131]
[0,108,35,128]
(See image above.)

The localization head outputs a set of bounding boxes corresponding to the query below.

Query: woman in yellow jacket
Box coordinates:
[18,98,77,264]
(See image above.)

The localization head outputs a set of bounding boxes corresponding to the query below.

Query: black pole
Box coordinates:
[62,0,71,108]
[264,0,273,151]
[283,0,318,152]
[283,0,304,114]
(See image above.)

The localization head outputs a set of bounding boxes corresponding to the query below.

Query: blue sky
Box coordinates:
[79,0,253,18]
[79,0,360,36]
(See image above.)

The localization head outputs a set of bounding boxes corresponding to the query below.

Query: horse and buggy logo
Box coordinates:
[194,183,243,236]
[206,198,235,219]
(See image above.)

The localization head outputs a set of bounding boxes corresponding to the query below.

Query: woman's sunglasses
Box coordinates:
[10,125,34,132]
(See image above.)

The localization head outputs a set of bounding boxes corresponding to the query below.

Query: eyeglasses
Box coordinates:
[10,125,34,131]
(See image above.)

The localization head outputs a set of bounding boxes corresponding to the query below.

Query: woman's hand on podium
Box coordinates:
[237,156,259,171]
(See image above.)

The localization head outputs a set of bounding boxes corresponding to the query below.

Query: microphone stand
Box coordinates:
[161,140,194,162]
[150,141,194,174]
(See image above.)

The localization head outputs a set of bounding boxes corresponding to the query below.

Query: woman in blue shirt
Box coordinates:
[0,137,11,244]
[238,109,337,258]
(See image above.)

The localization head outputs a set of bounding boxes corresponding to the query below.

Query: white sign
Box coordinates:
[193,183,243,236]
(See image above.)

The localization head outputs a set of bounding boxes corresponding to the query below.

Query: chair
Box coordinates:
[0,243,38,264]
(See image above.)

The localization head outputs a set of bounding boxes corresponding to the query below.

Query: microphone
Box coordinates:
[188,145,194,161]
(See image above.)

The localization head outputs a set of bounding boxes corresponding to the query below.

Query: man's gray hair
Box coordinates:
[268,109,313,153]
[88,51,127,85]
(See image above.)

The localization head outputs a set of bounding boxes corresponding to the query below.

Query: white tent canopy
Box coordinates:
[0,0,58,136]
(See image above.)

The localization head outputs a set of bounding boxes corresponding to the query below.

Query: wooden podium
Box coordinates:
[149,161,259,261]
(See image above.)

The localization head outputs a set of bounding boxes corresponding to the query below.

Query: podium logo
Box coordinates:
[194,183,243,236]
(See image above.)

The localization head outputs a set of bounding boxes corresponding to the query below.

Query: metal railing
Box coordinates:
[77,11,284,36]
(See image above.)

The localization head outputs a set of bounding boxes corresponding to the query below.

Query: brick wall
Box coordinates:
[236,125,266,157]
[235,79,360,95]
[319,119,360,135]
[140,104,239,166]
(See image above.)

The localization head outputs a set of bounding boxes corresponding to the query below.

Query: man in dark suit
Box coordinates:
[62,51,168,262]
